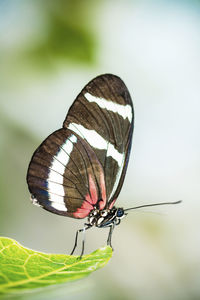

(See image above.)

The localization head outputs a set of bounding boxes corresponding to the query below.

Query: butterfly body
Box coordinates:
[87,206,126,228]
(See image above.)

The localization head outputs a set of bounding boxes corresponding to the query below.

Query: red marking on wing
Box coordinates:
[98,171,107,210]
[88,174,98,205]
[109,198,117,209]
[73,174,98,218]
[73,197,93,218]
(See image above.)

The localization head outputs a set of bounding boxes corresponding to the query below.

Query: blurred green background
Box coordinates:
[0,0,200,299]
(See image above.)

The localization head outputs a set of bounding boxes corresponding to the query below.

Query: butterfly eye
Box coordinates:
[117,208,124,218]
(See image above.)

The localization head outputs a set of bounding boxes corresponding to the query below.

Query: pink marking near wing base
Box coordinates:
[109,198,117,209]
[73,174,98,218]
[73,197,93,218]
[88,174,98,205]
[98,171,107,210]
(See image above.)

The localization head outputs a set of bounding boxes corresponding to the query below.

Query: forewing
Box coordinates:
[27,128,106,218]
[63,74,134,207]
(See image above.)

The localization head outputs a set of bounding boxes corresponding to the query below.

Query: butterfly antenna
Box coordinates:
[124,200,182,212]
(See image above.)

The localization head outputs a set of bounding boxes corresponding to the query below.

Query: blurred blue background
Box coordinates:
[0,0,200,299]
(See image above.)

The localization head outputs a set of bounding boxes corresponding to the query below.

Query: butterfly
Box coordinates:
[26,74,180,256]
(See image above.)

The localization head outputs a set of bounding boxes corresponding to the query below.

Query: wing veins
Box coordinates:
[81,95,111,139]
[102,77,125,195]
[28,173,76,189]
[48,137,88,187]
[93,81,121,200]
[30,160,76,187]
[60,137,89,189]
[32,155,87,198]
[70,128,103,203]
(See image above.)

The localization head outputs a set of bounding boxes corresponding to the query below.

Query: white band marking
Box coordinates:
[47,134,77,211]
[84,92,132,122]
[51,202,68,211]
[108,153,125,200]
[68,123,124,167]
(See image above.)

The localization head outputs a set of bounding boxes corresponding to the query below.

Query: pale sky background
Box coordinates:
[0,1,200,299]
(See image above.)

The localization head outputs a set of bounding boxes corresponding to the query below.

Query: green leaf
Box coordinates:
[0,237,112,295]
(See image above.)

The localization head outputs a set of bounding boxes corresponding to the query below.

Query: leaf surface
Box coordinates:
[0,237,112,294]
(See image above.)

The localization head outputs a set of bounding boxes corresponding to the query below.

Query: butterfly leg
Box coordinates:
[107,224,115,250]
[70,224,91,256]
[80,224,90,258]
